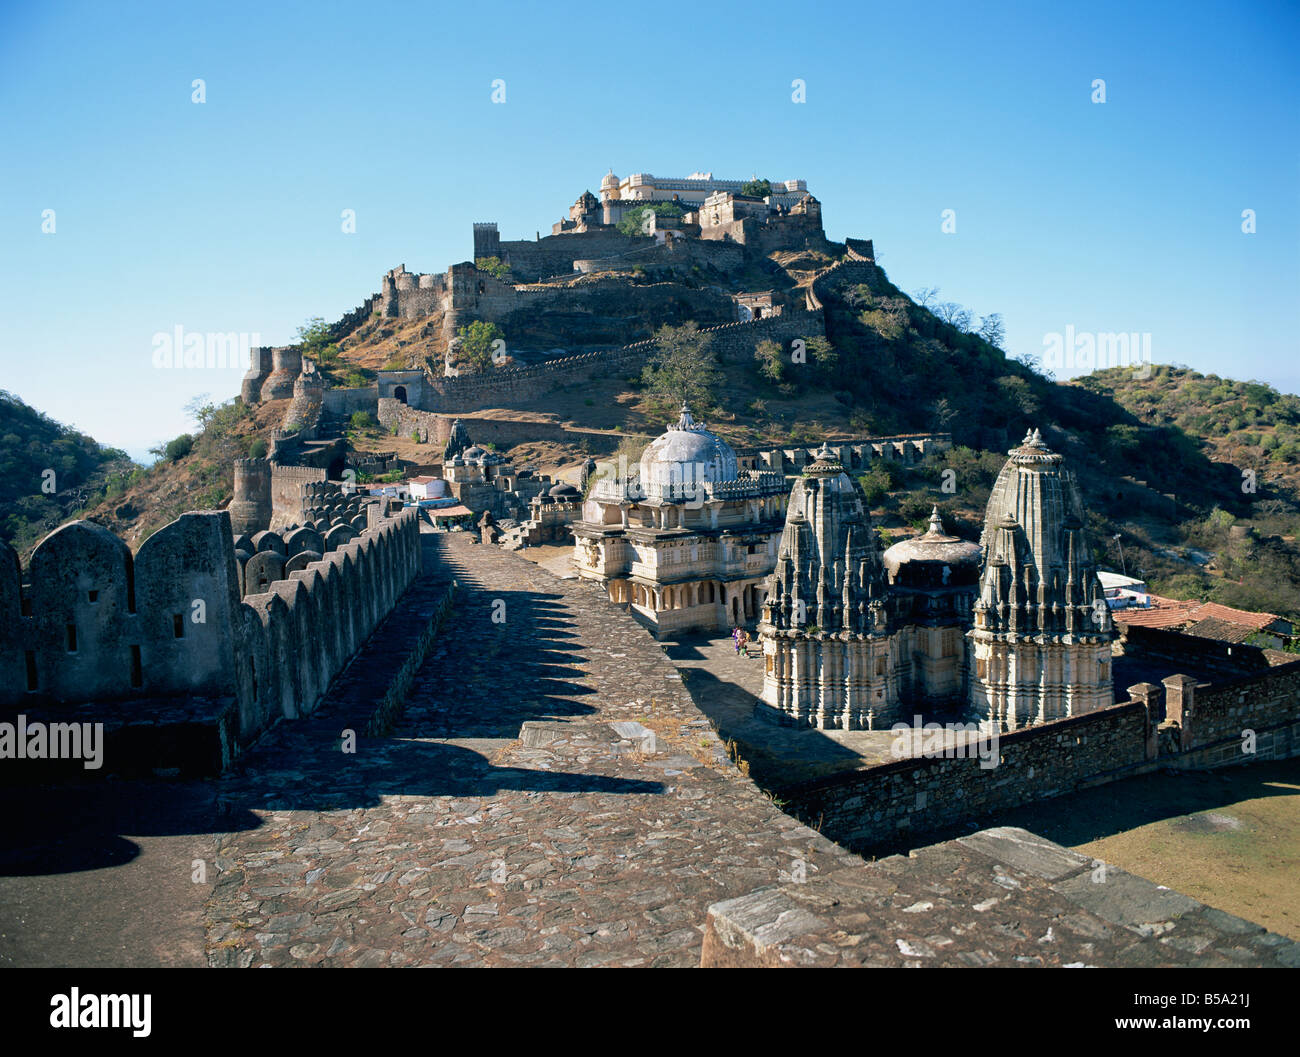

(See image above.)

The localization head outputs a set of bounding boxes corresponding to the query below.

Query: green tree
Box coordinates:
[475,256,512,281]
[977,312,1006,349]
[150,433,193,463]
[350,410,374,430]
[805,335,837,378]
[856,469,891,506]
[641,323,721,408]
[755,339,784,384]
[295,317,332,352]
[616,202,684,237]
[740,178,772,199]
[456,321,506,372]
[295,316,340,369]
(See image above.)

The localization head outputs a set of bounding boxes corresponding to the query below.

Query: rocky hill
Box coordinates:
[14,238,1300,620]
[0,390,139,558]
[1073,366,1300,498]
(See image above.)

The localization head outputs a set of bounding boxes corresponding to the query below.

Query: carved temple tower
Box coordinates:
[757,444,896,729]
[968,429,1114,731]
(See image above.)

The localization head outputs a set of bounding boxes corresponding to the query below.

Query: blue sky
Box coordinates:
[1,0,1296,461]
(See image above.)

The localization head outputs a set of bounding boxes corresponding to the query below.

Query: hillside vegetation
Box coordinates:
[1074,366,1300,491]
[11,245,1300,621]
[0,390,138,557]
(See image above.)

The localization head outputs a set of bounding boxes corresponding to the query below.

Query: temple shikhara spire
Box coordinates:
[967,428,1114,730]
[757,443,893,729]
[756,430,1113,733]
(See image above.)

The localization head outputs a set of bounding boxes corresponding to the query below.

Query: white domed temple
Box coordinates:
[570,405,789,636]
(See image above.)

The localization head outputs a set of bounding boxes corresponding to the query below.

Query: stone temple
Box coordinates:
[968,428,1114,730]
[756,444,896,730]
[571,404,789,636]
[757,431,1114,731]
[882,505,983,709]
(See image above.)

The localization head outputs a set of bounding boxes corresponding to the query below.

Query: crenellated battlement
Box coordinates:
[0,505,422,774]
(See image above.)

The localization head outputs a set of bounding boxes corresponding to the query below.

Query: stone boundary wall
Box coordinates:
[496,230,653,281]
[700,825,1300,967]
[572,237,746,277]
[323,387,379,418]
[807,255,879,312]
[780,652,1300,852]
[269,464,327,529]
[405,310,825,414]
[1121,623,1274,678]
[376,401,624,454]
[235,512,371,599]
[330,293,381,338]
[1175,661,1300,768]
[460,273,738,346]
[238,508,421,744]
[780,702,1156,852]
[0,508,422,768]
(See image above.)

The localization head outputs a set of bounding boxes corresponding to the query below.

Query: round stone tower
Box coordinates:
[259,347,302,402]
[229,458,272,536]
[241,346,272,405]
[284,361,324,434]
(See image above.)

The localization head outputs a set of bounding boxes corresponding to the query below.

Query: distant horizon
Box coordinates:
[3,0,1296,458]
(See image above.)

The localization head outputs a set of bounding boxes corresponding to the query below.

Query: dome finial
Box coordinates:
[928,505,943,535]
[675,401,698,431]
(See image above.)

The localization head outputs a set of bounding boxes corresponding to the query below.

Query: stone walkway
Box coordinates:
[8,531,1295,968]
[204,534,860,967]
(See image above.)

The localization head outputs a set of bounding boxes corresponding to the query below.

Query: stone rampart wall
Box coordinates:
[323,387,380,418]
[781,650,1300,852]
[407,311,825,414]
[781,702,1155,852]
[0,508,422,767]
[377,402,622,454]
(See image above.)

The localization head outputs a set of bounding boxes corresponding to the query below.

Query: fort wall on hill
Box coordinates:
[485,229,656,282]
[457,272,740,348]
[377,311,826,415]
[377,404,625,455]
[323,387,379,418]
[0,507,421,774]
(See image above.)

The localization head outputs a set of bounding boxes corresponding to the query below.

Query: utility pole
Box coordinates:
[1113,533,1127,577]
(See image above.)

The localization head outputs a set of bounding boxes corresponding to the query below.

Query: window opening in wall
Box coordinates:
[87,590,98,603]
[66,623,77,652]
[173,613,185,638]
[130,645,142,688]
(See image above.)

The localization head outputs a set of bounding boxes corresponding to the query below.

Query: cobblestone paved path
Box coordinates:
[205,533,860,967]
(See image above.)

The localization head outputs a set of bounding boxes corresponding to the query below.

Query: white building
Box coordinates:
[599,171,810,210]
[571,405,789,636]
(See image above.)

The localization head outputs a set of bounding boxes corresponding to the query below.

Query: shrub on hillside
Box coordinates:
[151,433,193,463]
